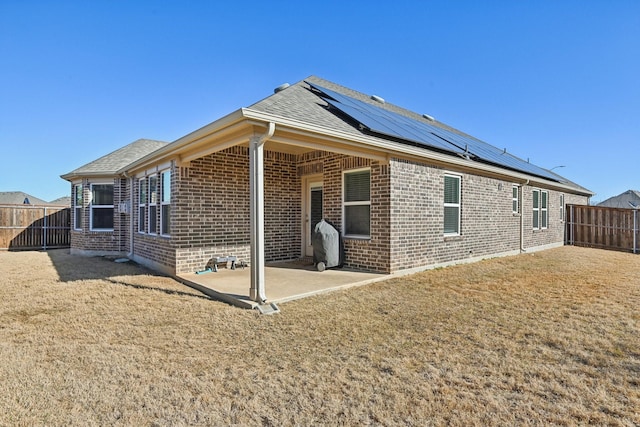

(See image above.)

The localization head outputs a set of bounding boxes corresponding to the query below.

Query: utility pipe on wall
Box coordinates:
[249,122,275,303]
[124,171,134,258]
[520,179,529,253]
[634,209,637,255]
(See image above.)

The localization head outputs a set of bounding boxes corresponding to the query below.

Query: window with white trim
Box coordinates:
[148,174,158,235]
[138,178,147,233]
[343,169,370,238]
[160,170,171,236]
[90,183,114,231]
[444,174,461,235]
[560,194,565,221]
[512,185,519,214]
[541,191,548,229]
[533,189,548,230]
[73,184,83,230]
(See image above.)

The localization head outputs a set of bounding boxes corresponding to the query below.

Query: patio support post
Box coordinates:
[249,122,275,303]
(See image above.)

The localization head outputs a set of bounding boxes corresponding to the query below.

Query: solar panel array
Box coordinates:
[307,82,561,182]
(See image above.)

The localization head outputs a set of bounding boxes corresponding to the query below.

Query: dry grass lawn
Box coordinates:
[0,246,639,426]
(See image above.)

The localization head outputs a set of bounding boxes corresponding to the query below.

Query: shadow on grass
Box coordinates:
[46,249,211,301]
[104,277,212,300]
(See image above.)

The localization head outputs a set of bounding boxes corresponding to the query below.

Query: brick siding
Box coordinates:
[70,178,128,255]
[70,148,589,276]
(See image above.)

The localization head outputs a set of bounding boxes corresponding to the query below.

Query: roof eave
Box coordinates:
[61,172,121,181]
[242,108,594,197]
[117,109,248,175]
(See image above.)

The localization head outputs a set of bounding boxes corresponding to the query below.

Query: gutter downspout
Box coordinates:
[124,171,134,258]
[520,179,529,253]
[634,208,638,255]
[250,122,276,303]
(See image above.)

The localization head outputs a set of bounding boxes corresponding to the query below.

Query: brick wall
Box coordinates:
[387,159,589,272]
[70,177,128,255]
[69,147,589,276]
[297,151,391,272]
[130,163,177,274]
[172,146,300,274]
[521,186,588,249]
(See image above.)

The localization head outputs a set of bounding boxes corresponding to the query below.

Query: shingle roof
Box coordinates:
[598,190,640,208]
[250,76,493,144]
[249,76,591,194]
[0,191,51,205]
[61,139,168,179]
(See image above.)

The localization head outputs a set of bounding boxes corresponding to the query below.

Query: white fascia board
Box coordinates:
[117,109,246,175]
[241,108,592,196]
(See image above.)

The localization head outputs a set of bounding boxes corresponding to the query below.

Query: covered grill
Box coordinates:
[312,219,344,271]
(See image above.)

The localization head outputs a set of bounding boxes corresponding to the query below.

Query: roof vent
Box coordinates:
[370,94,385,104]
[274,83,290,93]
[422,114,435,121]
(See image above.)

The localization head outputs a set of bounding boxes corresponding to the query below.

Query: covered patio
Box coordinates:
[177,260,386,310]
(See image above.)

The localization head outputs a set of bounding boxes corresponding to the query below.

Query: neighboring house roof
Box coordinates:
[61,139,169,179]
[61,76,592,196]
[597,190,640,208]
[0,191,50,205]
[49,196,72,206]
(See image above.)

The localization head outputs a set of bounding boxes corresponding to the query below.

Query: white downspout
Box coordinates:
[634,208,638,255]
[250,122,275,303]
[520,179,529,253]
[124,171,134,258]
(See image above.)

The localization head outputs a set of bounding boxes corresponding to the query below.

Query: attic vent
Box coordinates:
[422,114,435,121]
[274,83,290,93]
[370,94,385,104]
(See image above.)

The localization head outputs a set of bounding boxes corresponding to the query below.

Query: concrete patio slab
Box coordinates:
[177,260,386,309]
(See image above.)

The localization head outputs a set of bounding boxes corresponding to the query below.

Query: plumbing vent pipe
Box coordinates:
[370,95,385,104]
[274,83,290,93]
[423,114,435,121]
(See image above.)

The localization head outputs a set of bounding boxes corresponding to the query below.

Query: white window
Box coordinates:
[533,190,540,229]
[160,170,171,236]
[90,183,114,231]
[73,183,83,231]
[533,189,548,230]
[343,169,370,238]
[148,174,158,235]
[138,178,147,233]
[560,194,565,221]
[512,185,519,214]
[541,190,548,229]
[444,174,461,235]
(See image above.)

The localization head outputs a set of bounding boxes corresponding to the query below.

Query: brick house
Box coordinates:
[62,76,592,302]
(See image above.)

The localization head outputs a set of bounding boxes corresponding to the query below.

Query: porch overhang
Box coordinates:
[114,105,592,304]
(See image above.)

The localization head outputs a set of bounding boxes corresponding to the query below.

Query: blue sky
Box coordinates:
[1,1,638,203]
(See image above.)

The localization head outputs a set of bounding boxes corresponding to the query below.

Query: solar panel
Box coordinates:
[307,82,561,182]
[312,84,465,155]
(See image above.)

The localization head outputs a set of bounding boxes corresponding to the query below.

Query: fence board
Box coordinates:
[566,204,638,253]
[0,205,70,250]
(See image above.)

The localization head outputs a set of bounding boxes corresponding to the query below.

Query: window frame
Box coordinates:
[512,185,520,214]
[560,194,565,222]
[444,173,461,236]
[160,169,171,236]
[138,178,147,234]
[73,183,83,231]
[541,190,548,229]
[532,189,548,230]
[89,182,114,232]
[342,168,371,239]
[148,174,158,235]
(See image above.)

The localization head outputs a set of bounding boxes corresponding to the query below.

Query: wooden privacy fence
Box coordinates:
[0,205,70,250]
[566,204,639,254]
